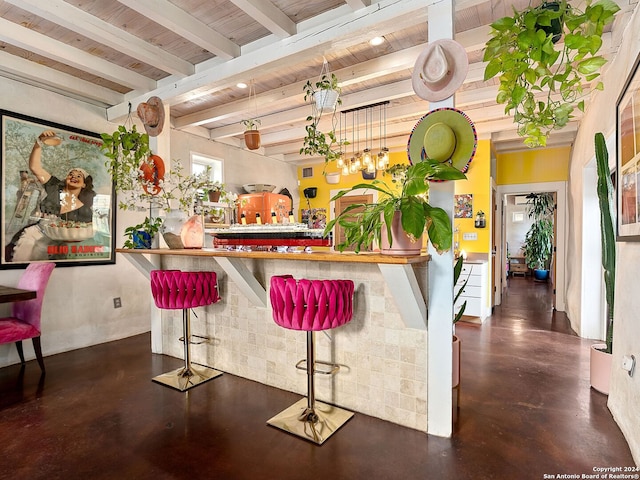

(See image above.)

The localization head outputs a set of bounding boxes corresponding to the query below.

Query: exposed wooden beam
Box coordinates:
[5,0,194,77]
[345,0,372,9]
[107,0,436,120]
[0,51,123,106]
[174,43,426,128]
[0,17,155,91]
[229,0,296,37]
[116,0,241,60]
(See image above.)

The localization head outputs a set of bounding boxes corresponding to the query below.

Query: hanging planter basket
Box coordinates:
[244,130,261,150]
[314,89,340,111]
[325,172,341,184]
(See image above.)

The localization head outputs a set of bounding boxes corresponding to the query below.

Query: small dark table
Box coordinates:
[0,285,37,303]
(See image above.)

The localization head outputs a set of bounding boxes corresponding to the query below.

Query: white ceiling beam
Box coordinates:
[0,17,155,91]
[346,0,372,9]
[107,0,436,120]
[229,0,296,37]
[0,51,123,106]
[116,0,241,60]
[172,22,501,129]
[4,0,194,77]
[174,43,426,128]
[209,79,417,140]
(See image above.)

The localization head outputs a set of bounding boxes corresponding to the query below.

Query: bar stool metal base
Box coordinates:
[267,398,354,445]
[152,364,222,392]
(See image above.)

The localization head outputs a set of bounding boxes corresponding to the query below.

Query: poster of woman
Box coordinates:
[1,110,115,268]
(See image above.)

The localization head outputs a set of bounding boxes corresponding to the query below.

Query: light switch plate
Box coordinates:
[463,232,478,241]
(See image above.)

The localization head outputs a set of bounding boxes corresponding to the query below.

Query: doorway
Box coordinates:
[495,181,567,312]
[329,188,377,252]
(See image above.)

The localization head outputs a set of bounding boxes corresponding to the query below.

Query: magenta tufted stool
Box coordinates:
[150,270,222,391]
[267,275,354,444]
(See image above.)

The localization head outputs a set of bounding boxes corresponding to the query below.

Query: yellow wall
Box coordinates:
[496,146,570,185]
[297,143,493,257]
[297,151,409,220]
[454,139,491,255]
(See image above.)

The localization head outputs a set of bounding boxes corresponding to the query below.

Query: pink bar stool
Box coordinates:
[267,275,354,444]
[150,270,222,391]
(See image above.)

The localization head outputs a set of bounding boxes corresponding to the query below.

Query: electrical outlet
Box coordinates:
[113,297,122,308]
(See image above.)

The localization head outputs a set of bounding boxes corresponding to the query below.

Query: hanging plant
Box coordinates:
[483,0,620,148]
[241,118,261,150]
[300,61,344,163]
[100,123,150,199]
[241,81,262,150]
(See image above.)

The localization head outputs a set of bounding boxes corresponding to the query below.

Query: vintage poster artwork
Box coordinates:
[1,110,115,268]
[301,208,327,229]
[454,194,473,219]
[617,54,640,240]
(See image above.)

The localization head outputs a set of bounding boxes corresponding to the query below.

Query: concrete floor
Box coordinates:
[0,276,633,479]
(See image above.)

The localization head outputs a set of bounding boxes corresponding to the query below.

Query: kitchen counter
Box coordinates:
[117,247,431,329]
[117,247,432,431]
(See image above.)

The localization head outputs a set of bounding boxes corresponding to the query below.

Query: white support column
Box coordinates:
[426,0,455,438]
[147,99,171,354]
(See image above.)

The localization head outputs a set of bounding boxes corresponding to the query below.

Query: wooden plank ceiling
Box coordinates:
[0,0,636,164]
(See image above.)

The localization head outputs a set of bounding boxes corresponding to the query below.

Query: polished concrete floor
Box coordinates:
[0,277,634,479]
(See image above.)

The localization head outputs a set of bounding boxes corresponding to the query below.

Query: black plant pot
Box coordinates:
[538,2,563,43]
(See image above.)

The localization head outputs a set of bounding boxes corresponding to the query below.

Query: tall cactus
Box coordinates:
[595,133,616,354]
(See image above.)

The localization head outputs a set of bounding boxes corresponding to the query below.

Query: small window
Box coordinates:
[191,152,223,183]
[302,167,313,178]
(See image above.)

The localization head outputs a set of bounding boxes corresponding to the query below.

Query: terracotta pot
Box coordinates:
[453,334,461,387]
[208,190,221,202]
[590,343,612,394]
[244,130,261,150]
[380,211,423,256]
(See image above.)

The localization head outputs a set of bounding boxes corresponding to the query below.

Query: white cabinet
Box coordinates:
[455,261,488,321]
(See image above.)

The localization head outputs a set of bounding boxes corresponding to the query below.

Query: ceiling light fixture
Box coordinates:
[369,36,385,46]
[237,82,248,89]
[340,101,390,177]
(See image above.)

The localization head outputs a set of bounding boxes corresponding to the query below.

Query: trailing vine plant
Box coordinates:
[483,0,619,147]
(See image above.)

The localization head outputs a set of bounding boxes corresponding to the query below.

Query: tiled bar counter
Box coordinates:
[118,248,432,431]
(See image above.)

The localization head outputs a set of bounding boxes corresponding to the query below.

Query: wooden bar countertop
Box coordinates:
[116,248,431,265]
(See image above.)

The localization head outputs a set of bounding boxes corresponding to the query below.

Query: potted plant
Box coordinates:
[123,216,163,249]
[241,118,261,150]
[101,124,151,201]
[522,192,554,280]
[323,159,466,255]
[300,73,344,164]
[205,181,224,202]
[590,132,616,394]
[483,0,620,147]
[304,72,341,110]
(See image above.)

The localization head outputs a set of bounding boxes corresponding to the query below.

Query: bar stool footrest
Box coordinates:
[178,334,211,345]
[295,359,340,375]
[152,364,222,392]
[267,398,354,445]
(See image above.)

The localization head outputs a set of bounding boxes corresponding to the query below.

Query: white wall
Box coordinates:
[567,3,640,463]
[0,77,151,367]
[170,129,300,215]
[505,195,533,257]
[0,77,299,369]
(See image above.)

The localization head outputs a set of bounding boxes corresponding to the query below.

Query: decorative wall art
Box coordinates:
[617,54,640,241]
[454,194,473,219]
[1,110,116,268]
